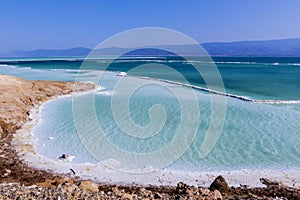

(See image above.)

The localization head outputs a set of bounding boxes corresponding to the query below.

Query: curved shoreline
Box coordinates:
[0,74,95,184]
[12,73,300,189]
[0,74,299,199]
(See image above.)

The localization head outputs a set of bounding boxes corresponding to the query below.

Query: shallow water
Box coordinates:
[31,72,300,173]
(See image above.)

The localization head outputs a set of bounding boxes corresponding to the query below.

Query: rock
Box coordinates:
[117,191,123,197]
[2,168,12,177]
[209,176,229,193]
[79,180,99,193]
[36,177,73,188]
[138,187,152,198]
[112,186,119,193]
[69,168,76,175]
[58,154,75,162]
[199,187,211,196]
[121,193,133,200]
[63,183,78,194]
[209,190,223,200]
[154,192,163,199]
[139,187,146,193]
[59,154,67,159]
[176,182,189,194]
[187,187,198,196]
[260,178,281,188]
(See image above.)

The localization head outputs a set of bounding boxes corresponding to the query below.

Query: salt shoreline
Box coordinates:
[12,76,300,189]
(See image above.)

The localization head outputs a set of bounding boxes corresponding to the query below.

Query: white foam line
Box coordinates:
[214,61,257,64]
[253,100,300,104]
[0,64,17,68]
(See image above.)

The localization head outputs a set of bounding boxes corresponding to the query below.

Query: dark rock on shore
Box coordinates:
[209,175,230,193]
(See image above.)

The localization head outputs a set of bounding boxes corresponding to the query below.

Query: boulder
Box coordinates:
[209,176,229,193]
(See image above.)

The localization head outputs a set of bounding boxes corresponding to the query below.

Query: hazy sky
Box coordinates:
[1,0,300,52]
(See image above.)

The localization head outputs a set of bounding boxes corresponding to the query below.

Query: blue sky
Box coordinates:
[1,0,300,52]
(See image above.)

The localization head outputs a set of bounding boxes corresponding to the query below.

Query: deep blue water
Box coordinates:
[1,56,300,100]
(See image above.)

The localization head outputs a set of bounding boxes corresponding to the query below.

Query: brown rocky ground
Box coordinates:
[0,74,299,199]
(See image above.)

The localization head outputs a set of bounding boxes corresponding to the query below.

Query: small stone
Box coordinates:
[117,192,123,197]
[154,192,162,199]
[199,187,210,196]
[58,154,75,162]
[121,193,133,200]
[112,186,119,193]
[139,187,146,193]
[79,180,99,193]
[210,189,222,200]
[64,183,78,193]
[176,182,188,194]
[2,168,12,177]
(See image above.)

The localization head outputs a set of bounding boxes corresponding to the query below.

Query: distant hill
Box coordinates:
[202,38,300,57]
[2,38,300,57]
[5,47,91,57]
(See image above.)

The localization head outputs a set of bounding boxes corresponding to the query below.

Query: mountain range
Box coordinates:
[2,38,300,57]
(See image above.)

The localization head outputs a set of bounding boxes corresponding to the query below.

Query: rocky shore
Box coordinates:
[0,74,96,184]
[0,74,299,199]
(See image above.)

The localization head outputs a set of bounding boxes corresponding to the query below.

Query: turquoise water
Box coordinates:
[1,57,300,172]
[1,57,300,100]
